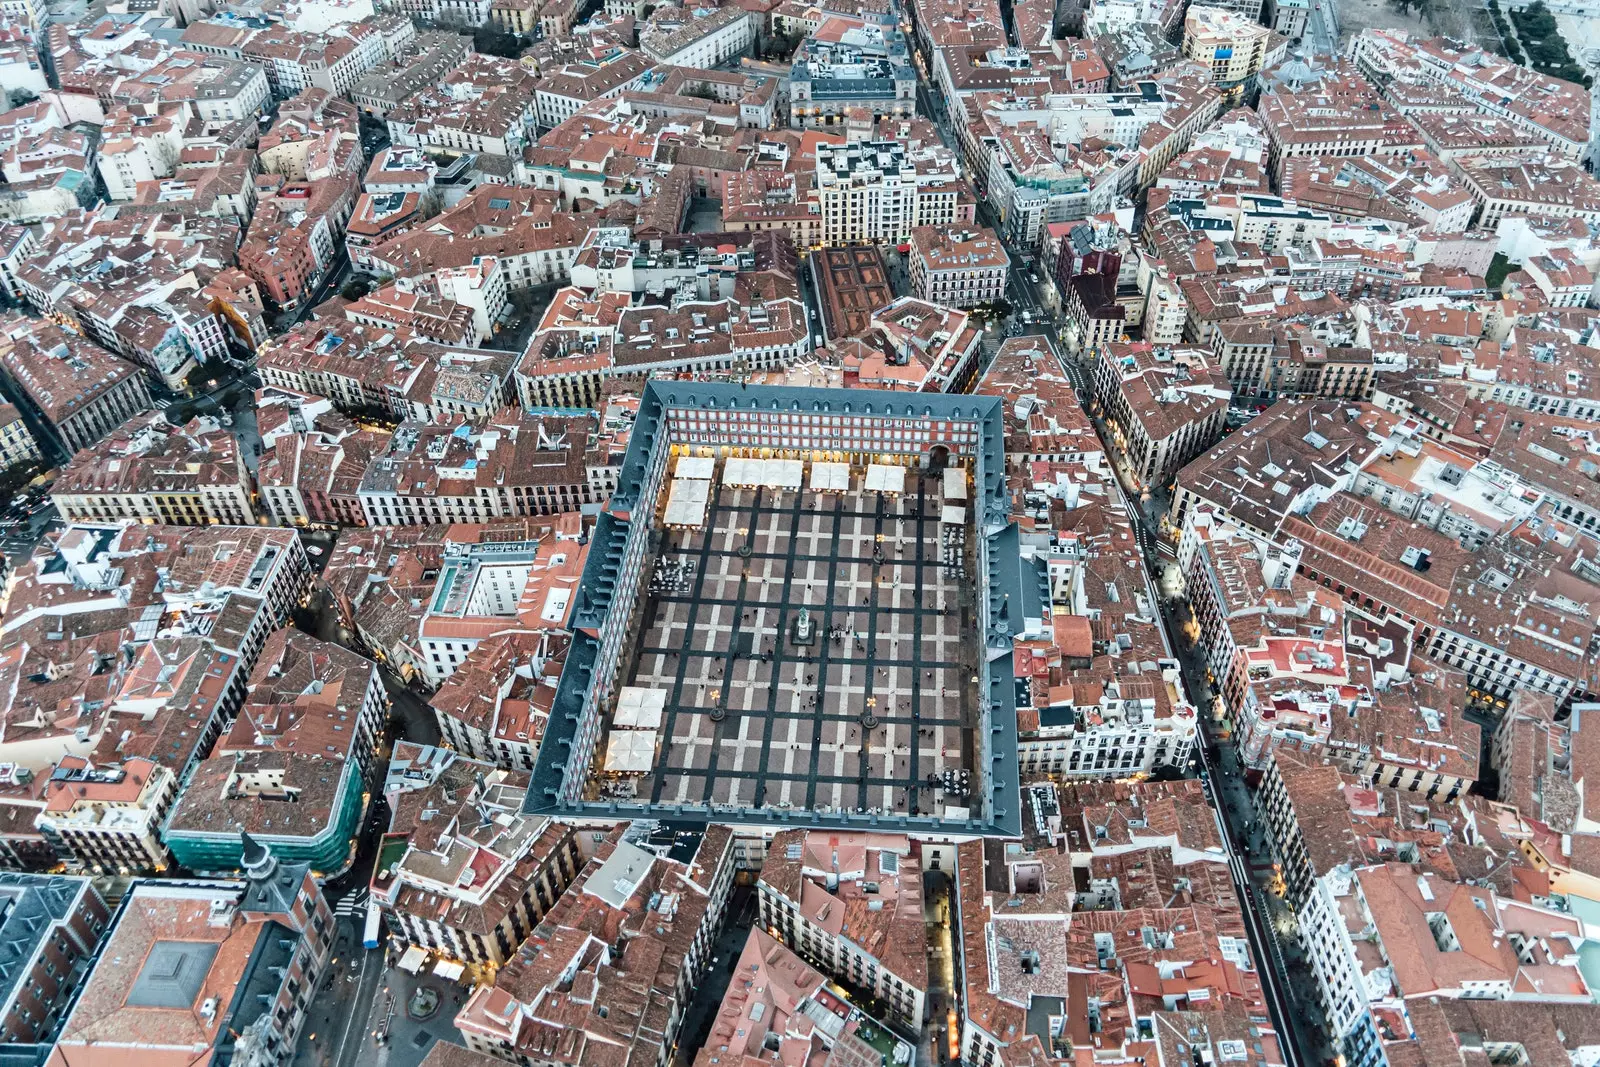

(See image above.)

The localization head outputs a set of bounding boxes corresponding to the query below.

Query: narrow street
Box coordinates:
[675,886,759,1062]
[1056,340,1333,1067]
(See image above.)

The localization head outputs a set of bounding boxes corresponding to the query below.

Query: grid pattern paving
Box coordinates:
[617,474,977,818]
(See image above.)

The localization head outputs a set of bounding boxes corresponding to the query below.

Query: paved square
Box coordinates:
[609,474,979,819]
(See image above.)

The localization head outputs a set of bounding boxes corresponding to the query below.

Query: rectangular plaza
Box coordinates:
[528,382,1022,836]
[609,468,978,819]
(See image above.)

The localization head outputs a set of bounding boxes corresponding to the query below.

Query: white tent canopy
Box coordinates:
[941,504,966,525]
[398,945,427,974]
[764,459,803,489]
[809,461,850,492]
[615,686,667,729]
[604,730,657,773]
[433,959,466,980]
[943,466,967,501]
[725,457,803,489]
[675,455,715,480]
[865,463,906,495]
[664,476,710,527]
[724,456,763,486]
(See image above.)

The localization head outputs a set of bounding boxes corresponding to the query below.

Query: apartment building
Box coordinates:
[96,103,185,202]
[815,139,974,245]
[258,318,516,423]
[434,256,511,344]
[1254,751,1599,1067]
[692,928,916,1067]
[1348,426,1534,550]
[1453,152,1600,229]
[0,317,152,459]
[1349,28,1591,162]
[640,5,753,67]
[455,825,737,1067]
[240,18,409,100]
[1063,272,1125,352]
[1181,6,1283,91]
[907,225,1009,308]
[33,756,176,875]
[757,830,929,1028]
[518,297,810,408]
[0,224,35,301]
[956,783,1278,1067]
[1209,321,1373,407]
[1328,666,1479,801]
[163,630,388,874]
[349,30,473,117]
[356,412,605,528]
[1007,454,1202,774]
[0,873,110,1058]
[1092,342,1229,488]
[1316,863,1588,1058]
[0,403,40,470]
[1283,494,1598,708]
[976,336,1105,470]
[258,421,386,528]
[1139,264,1188,346]
[1255,63,1422,179]
[50,414,255,527]
[377,750,581,971]
[241,176,360,313]
[50,841,334,1067]
[531,49,654,130]
[410,529,585,687]
[1455,329,1600,423]
[1016,667,1200,778]
[317,519,576,685]
[0,522,310,788]
[429,632,557,769]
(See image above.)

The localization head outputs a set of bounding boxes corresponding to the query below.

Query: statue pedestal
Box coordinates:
[792,605,816,646]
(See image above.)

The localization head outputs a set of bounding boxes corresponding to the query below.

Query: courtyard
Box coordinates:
[599,469,981,820]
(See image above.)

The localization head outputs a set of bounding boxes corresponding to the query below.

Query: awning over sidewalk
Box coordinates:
[398,944,427,974]
[433,959,466,981]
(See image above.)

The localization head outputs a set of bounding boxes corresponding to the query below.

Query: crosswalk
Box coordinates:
[333,888,368,918]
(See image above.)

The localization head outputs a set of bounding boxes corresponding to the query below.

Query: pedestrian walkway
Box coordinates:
[334,887,368,919]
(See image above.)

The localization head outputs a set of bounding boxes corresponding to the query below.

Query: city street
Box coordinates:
[921,869,958,1067]
[345,962,476,1067]
[294,920,388,1067]
[1057,340,1332,1067]
[1308,0,1338,56]
[676,886,758,1061]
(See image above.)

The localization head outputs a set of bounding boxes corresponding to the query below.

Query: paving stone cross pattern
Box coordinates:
[626,475,979,818]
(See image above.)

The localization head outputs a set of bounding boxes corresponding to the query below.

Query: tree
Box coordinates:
[341,278,372,301]
[473,24,526,57]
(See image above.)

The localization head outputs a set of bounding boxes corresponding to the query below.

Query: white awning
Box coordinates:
[398,944,427,974]
[615,686,667,730]
[664,476,710,527]
[675,455,715,480]
[724,456,763,487]
[865,463,906,495]
[809,461,850,492]
[941,504,966,525]
[765,458,804,489]
[943,466,967,501]
[433,959,466,980]
[604,730,657,773]
[725,457,803,489]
